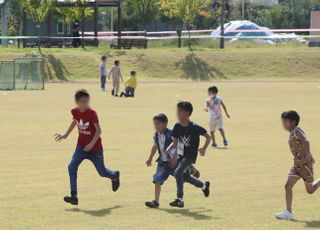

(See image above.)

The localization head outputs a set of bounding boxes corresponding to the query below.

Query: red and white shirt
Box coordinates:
[71,107,103,152]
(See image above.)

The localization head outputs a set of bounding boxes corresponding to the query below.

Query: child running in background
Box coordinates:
[145,114,201,209]
[55,89,120,205]
[276,111,320,220]
[205,86,230,148]
[165,102,211,208]
[108,60,123,97]
[100,56,107,91]
[120,71,137,98]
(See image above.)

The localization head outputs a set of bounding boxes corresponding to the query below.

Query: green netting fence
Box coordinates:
[0,57,45,90]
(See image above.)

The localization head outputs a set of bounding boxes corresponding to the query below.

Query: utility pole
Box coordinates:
[220,0,226,49]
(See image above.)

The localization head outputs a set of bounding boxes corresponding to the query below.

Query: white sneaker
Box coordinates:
[275,210,294,220]
[99,88,106,92]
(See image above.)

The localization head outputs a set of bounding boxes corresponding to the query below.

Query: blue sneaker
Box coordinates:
[223,139,228,146]
[211,143,218,148]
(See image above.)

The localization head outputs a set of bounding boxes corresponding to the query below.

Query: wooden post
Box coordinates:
[47,11,52,47]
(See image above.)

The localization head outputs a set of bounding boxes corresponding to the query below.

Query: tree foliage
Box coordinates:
[22,0,55,25]
[55,0,93,23]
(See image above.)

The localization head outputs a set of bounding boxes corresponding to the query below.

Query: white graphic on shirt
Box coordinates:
[76,119,91,135]
[177,135,191,156]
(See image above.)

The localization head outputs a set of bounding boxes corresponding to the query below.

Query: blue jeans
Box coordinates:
[153,160,176,185]
[68,147,117,196]
[100,75,106,89]
[174,157,204,199]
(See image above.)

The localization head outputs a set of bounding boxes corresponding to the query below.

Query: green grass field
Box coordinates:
[1,46,320,81]
[1,82,320,229]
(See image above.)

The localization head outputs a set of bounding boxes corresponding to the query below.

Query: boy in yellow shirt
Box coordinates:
[120,71,137,97]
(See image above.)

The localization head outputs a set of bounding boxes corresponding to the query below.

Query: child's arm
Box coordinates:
[146,144,158,167]
[199,133,211,156]
[83,122,102,152]
[164,138,178,156]
[107,66,113,80]
[221,100,231,118]
[55,120,77,142]
[120,69,123,82]
[204,100,210,112]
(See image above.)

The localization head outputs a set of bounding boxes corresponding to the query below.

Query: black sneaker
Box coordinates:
[145,200,159,209]
[111,90,115,96]
[64,196,78,205]
[202,181,210,197]
[112,171,120,192]
[169,199,184,208]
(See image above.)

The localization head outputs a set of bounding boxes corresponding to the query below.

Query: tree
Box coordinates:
[124,0,159,28]
[159,0,209,49]
[22,0,56,52]
[56,0,93,48]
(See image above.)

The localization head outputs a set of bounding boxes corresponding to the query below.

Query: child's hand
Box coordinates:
[169,156,178,168]
[146,158,152,167]
[198,148,206,156]
[204,108,209,112]
[83,143,94,152]
[164,149,171,156]
[226,113,231,118]
[54,133,67,142]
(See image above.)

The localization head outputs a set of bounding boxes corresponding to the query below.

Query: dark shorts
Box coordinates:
[289,164,314,183]
[153,160,176,185]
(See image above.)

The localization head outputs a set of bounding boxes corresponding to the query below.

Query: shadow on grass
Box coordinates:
[301,220,320,228]
[66,205,122,217]
[45,54,69,81]
[159,207,218,220]
[175,53,226,80]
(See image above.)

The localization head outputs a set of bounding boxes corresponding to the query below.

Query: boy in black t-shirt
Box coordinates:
[165,101,211,208]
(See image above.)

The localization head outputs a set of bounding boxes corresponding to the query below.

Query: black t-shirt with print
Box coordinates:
[172,122,207,163]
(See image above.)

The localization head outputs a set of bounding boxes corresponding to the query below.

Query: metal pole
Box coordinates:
[111,7,114,32]
[242,0,245,21]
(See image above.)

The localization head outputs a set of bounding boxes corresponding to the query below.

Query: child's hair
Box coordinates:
[153,113,168,124]
[101,55,107,61]
[130,71,137,76]
[177,101,193,116]
[75,89,90,101]
[115,60,120,66]
[281,110,300,126]
[208,86,218,94]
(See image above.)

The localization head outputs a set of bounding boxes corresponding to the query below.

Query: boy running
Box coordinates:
[120,71,137,98]
[205,86,230,147]
[100,56,107,91]
[276,111,320,220]
[55,89,120,205]
[165,102,211,208]
[108,60,123,97]
[145,114,201,209]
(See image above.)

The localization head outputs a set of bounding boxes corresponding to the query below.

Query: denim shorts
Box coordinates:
[153,160,176,185]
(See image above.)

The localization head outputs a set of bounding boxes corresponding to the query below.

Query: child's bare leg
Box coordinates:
[285,176,299,212]
[305,179,320,194]
[219,128,226,140]
[210,131,216,145]
[155,183,161,203]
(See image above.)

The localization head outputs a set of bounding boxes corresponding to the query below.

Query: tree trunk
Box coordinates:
[36,24,42,54]
[187,24,192,51]
[176,25,182,48]
[220,0,226,49]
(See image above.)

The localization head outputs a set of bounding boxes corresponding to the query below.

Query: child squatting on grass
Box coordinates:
[55,89,120,205]
[145,114,201,209]
[120,71,137,98]
[164,102,211,208]
[275,111,320,220]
